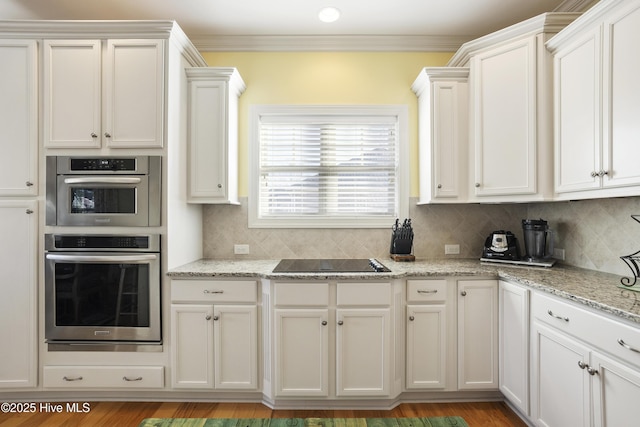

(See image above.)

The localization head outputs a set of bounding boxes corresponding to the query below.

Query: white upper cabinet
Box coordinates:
[412,68,469,203]
[446,13,578,203]
[44,39,164,149]
[0,40,38,196]
[186,68,245,204]
[470,36,539,199]
[549,0,640,198]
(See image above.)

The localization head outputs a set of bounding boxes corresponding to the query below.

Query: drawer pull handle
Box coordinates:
[547,310,569,322]
[618,339,640,354]
[203,290,224,294]
[417,289,438,294]
[63,376,83,382]
[123,376,143,382]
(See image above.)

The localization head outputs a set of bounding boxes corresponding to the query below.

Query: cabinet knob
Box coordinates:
[338,320,344,326]
[321,320,327,326]
[437,184,442,189]
[205,315,212,321]
[460,290,467,296]
[598,170,609,177]
[475,183,480,188]
[586,366,599,376]
[591,171,598,178]
[213,315,219,321]
[91,132,98,138]
[25,209,34,214]
[104,132,112,138]
[25,181,33,187]
[409,316,415,321]
[217,184,223,188]
[578,360,587,370]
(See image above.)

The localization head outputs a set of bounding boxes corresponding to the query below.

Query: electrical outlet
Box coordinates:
[553,248,565,260]
[445,244,460,255]
[234,244,250,255]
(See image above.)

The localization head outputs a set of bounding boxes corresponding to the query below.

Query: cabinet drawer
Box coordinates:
[532,291,640,368]
[274,282,329,306]
[337,282,391,306]
[171,279,257,303]
[43,366,164,389]
[407,280,447,303]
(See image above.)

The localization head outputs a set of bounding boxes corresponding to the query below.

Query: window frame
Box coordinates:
[248,104,409,229]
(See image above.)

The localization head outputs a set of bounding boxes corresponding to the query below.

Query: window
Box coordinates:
[249,105,408,228]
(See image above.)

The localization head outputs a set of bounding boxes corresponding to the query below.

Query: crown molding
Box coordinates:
[192,34,473,52]
[447,12,582,66]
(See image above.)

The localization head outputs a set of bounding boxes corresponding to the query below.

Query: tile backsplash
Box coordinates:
[203,196,640,277]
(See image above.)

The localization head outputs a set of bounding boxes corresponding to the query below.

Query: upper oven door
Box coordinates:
[56,175,150,227]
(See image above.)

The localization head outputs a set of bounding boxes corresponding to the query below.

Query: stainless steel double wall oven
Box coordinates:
[44,156,162,348]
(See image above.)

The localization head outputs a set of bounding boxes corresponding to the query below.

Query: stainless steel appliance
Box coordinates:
[273,258,391,273]
[44,234,161,348]
[522,219,554,262]
[46,156,161,227]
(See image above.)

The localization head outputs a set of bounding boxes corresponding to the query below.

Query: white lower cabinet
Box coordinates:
[274,308,329,396]
[43,366,164,389]
[457,279,499,390]
[531,291,640,427]
[336,308,391,396]
[271,281,393,398]
[531,321,591,427]
[0,201,37,389]
[591,351,640,427]
[499,280,530,415]
[170,279,258,390]
[405,279,450,389]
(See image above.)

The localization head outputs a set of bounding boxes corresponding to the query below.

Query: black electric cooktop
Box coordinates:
[273,258,391,273]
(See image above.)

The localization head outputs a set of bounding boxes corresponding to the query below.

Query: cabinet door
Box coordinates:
[0,40,37,196]
[171,304,214,388]
[591,352,640,427]
[214,305,258,390]
[554,28,602,193]
[531,321,591,427]
[274,309,329,396]
[336,308,391,396]
[602,1,640,189]
[406,304,447,389]
[431,79,468,201]
[499,280,530,415]
[43,39,102,148]
[104,39,164,148]
[471,37,537,197]
[188,79,229,201]
[457,279,498,389]
[0,201,37,388]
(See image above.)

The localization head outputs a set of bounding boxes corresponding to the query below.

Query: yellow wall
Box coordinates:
[201,51,454,197]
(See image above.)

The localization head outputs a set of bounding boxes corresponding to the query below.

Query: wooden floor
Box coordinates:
[0,401,527,427]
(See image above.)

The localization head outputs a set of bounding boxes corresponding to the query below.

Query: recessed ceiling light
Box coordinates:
[318,7,341,23]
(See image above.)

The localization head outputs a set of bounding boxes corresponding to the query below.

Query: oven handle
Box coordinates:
[63,177,142,185]
[46,253,158,263]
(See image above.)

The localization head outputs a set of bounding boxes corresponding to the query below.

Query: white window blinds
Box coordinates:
[249,106,407,228]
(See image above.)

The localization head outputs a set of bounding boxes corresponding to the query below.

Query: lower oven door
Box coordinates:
[44,252,161,343]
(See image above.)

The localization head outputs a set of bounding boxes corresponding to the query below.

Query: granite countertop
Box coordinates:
[168,258,640,325]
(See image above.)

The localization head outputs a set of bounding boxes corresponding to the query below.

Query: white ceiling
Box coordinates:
[0,0,593,50]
